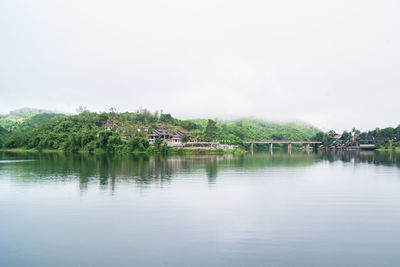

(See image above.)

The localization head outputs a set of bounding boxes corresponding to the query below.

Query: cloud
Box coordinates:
[1,0,399,131]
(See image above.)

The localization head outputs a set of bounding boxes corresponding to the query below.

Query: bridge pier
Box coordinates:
[244,141,321,154]
[305,143,310,154]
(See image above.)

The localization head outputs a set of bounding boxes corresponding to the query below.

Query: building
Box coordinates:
[147,129,195,145]
[137,126,149,133]
[170,130,195,144]
[104,119,118,130]
[147,129,174,144]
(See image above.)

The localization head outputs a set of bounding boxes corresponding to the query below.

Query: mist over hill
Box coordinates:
[0,107,64,131]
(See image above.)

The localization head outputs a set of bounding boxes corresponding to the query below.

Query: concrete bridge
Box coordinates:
[244,141,322,154]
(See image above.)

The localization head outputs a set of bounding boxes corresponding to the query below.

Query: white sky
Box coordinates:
[1,0,399,132]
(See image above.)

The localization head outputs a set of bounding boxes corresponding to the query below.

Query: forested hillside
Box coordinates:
[217,119,321,144]
[0,108,321,153]
[0,126,8,148]
[0,107,62,131]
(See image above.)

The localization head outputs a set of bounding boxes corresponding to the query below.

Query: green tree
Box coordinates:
[154,137,163,149]
[181,134,190,143]
[205,119,218,141]
[160,113,174,123]
[161,142,169,154]
[341,131,350,140]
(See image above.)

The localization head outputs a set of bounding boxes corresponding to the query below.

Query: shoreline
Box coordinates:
[0,147,246,155]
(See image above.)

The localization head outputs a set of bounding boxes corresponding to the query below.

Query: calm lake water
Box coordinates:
[1,151,400,267]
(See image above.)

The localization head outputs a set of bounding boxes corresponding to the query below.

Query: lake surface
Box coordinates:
[1,151,400,267]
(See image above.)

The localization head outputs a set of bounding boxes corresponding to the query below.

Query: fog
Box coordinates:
[1,0,399,132]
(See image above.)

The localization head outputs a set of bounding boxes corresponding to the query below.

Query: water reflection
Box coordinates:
[2,151,400,267]
[321,150,400,167]
[1,151,400,193]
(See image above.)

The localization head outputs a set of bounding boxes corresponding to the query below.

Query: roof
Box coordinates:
[174,130,194,138]
[104,119,118,128]
[147,129,173,138]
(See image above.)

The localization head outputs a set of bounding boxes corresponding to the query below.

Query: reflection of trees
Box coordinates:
[0,152,316,189]
[205,160,218,183]
[0,153,229,191]
[321,151,400,167]
[2,150,399,194]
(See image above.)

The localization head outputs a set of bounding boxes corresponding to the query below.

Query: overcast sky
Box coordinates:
[1,0,399,132]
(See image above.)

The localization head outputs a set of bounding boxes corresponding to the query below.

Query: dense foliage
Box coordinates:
[358,126,400,140]
[312,126,400,148]
[0,126,8,148]
[0,108,322,153]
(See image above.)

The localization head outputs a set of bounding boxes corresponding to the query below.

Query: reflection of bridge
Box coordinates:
[244,141,322,154]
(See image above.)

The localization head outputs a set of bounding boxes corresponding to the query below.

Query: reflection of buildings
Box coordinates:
[321,150,400,167]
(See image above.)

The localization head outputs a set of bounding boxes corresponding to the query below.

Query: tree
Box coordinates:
[205,119,218,141]
[160,113,174,123]
[312,132,324,142]
[161,142,169,154]
[76,106,87,114]
[96,131,113,149]
[109,107,117,120]
[341,131,350,141]
[271,134,283,140]
[154,137,163,149]
[106,134,123,152]
[352,128,361,136]
[181,134,190,143]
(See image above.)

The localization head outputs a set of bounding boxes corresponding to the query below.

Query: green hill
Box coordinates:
[0,108,321,153]
[220,119,320,142]
[15,113,65,132]
[0,108,61,131]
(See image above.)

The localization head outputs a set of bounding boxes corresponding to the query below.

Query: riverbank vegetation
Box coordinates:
[312,126,400,150]
[0,108,320,154]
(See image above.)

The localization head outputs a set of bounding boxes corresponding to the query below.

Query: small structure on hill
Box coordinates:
[155,124,176,130]
[147,129,196,145]
[104,119,118,130]
[170,130,195,144]
[137,126,149,133]
[155,124,166,129]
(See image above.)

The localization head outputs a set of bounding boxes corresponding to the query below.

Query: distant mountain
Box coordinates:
[0,108,64,131]
[8,107,53,117]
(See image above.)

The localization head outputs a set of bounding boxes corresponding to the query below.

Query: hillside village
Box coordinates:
[320,130,399,151]
[103,119,237,150]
